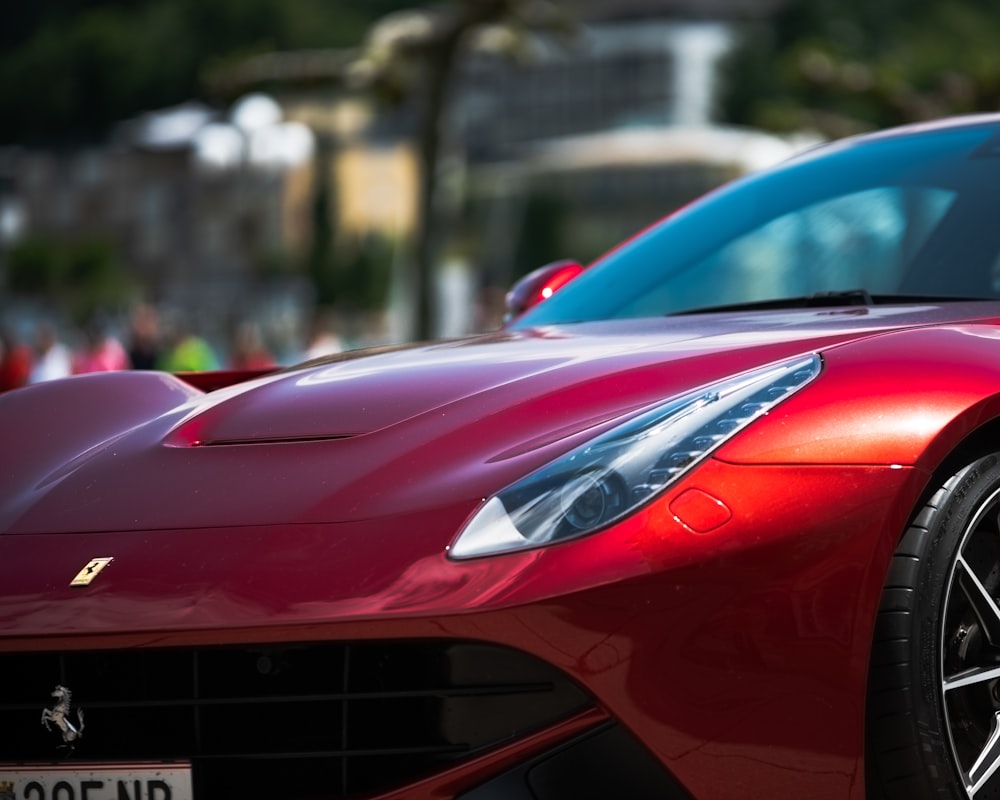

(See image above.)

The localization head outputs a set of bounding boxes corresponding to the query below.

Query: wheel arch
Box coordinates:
[862,387,1000,798]
[914,412,1000,515]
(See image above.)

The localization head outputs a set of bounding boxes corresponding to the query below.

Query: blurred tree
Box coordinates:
[6,236,133,322]
[512,191,567,279]
[333,233,396,312]
[306,135,338,309]
[724,0,1000,138]
[349,0,576,339]
[0,0,412,145]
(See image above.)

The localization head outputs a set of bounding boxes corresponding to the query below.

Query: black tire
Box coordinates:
[868,453,1000,799]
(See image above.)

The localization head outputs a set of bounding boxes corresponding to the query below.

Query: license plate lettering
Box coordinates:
[22,779,171,799]
[0,765,191,800]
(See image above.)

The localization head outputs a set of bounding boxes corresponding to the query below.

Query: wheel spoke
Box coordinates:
[944,664,1000,693]
[957,554,1000,647]
[968,712,1000,796]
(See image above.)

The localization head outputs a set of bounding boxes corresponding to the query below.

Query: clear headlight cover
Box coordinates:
[449,354,821,559]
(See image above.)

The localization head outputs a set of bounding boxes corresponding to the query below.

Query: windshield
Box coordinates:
[512,120,1000,326]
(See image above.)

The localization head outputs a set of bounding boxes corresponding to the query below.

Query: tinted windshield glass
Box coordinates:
[512,121,1000,326]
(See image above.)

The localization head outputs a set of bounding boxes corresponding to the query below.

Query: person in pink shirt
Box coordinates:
[72,317,129,374]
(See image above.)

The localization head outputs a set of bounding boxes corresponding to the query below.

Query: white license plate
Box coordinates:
[0,763,192,800]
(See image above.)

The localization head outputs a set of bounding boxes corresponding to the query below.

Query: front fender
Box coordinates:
[717,324,1000,470]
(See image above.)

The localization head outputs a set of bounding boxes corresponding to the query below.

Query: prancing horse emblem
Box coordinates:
[70,556,113,587]
[41,685,84,747]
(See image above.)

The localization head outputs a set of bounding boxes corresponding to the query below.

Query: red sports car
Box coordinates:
[5,114,1000,800]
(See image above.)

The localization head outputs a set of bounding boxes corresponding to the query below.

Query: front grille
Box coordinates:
[0,640,591,798]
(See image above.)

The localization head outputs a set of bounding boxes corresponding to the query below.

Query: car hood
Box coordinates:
[167,303,985,445]
[1,302,996,537]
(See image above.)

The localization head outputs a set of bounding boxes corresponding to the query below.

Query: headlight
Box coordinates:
[449,354,821,559]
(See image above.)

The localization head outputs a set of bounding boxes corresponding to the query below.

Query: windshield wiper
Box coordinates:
[670,289,986,316]
[809,289,873,305]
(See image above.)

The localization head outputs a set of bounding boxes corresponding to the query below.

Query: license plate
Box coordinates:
[0,763,192,800]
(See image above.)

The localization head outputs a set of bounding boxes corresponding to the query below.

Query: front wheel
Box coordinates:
[868,453,1000,799]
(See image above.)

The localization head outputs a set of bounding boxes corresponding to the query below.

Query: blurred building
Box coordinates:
[2,99,315,354]
[457,0,800,281]
[283,99,418,239]
[1,0,797,344]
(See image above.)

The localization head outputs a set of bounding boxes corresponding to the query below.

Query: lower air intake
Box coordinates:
[0,640,591,798]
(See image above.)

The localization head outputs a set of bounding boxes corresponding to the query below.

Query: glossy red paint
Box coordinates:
[3,306,985,537]
[504,259,585,319]
[0,459,921,799]
[10,116,1000,799]
[174,366,278,392]
[720,324,1000,467]
[668,487,732,532]
[0,308,997,795]
[371,709,612,800]
[1,304,998,799]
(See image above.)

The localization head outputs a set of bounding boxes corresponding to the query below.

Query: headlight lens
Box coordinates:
[449,354,821,559]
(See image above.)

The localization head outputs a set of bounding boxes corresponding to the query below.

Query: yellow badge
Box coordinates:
[70,557,114,587]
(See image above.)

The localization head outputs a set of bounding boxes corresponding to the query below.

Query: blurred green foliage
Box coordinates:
[310,228,397,312]
[332,234,396,312]
[8,0,1000,145]
[512,192,567,278]
[6,235,134,321]
[724,0,1000,138]
[0,0,411,145]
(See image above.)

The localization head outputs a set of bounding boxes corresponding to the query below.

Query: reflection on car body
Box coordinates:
[7,115,1000,799]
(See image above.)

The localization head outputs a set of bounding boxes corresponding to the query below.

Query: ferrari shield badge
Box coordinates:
[41,685,84,745]
[70,557,114,587]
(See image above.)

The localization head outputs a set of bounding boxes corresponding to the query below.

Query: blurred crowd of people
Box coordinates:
[0,304,348,393]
